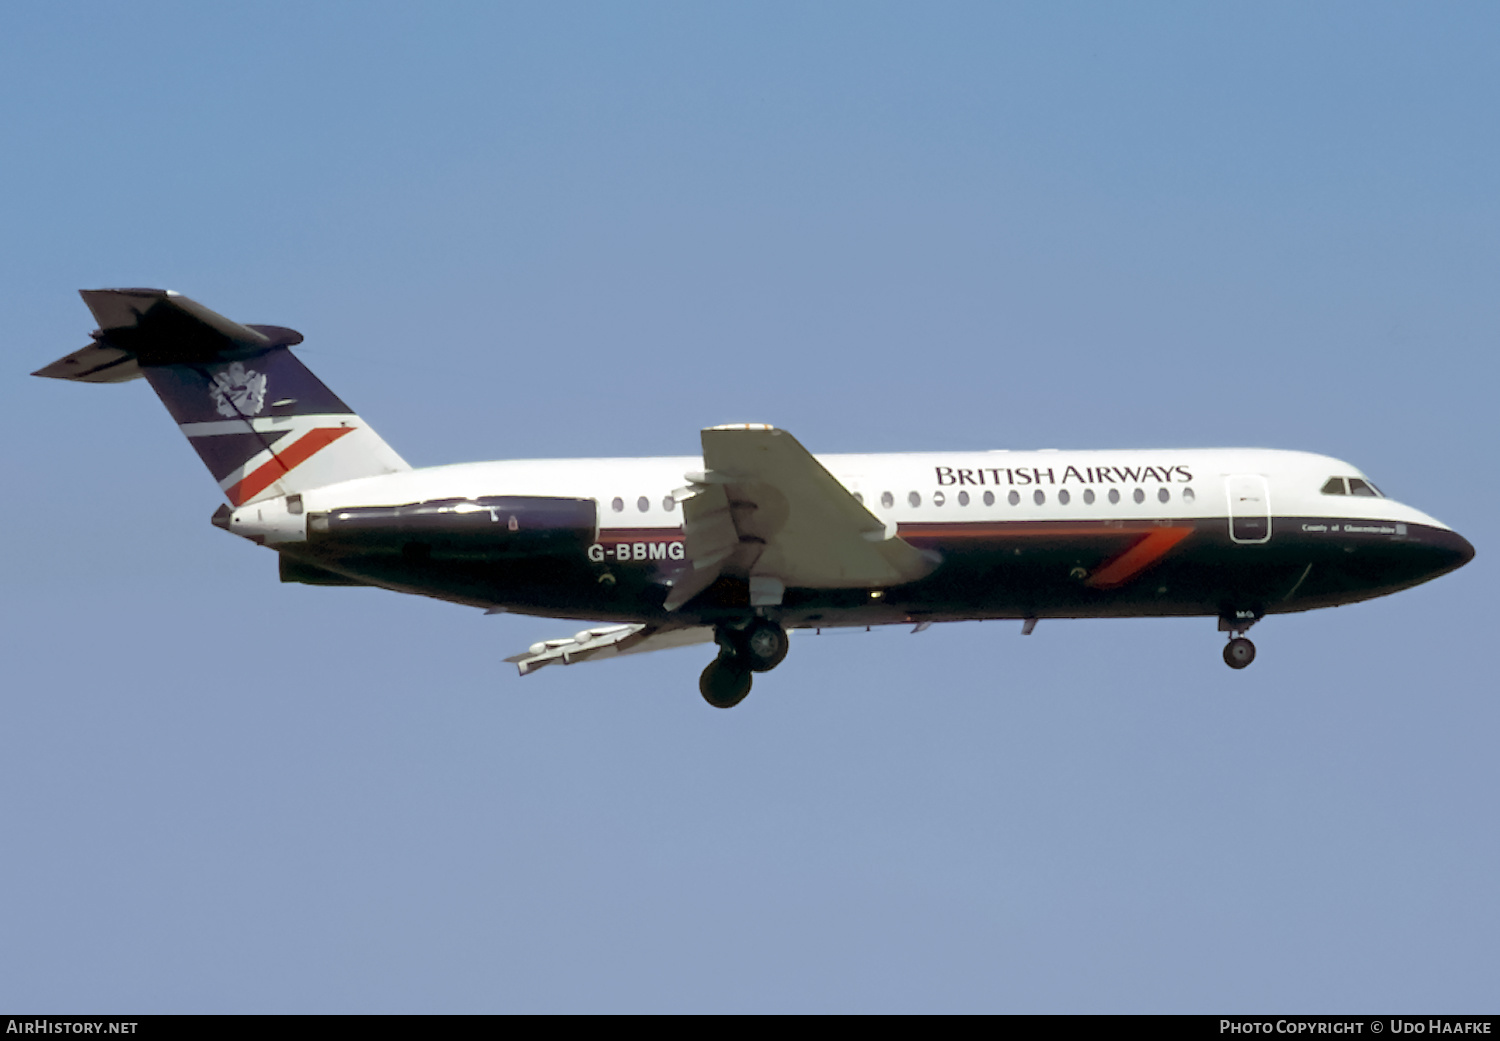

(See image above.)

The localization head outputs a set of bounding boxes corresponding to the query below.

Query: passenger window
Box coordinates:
[1058,490,1070,505]
[1132,488,1145,504]
[1033,489,1045,506]
[1108,489,1120,505]
[1348,478,1378,497]
[881,491,894,509]
[1183,487,1196,502]
[908,491,921,508]
[933,491,945,507]
[958,490,970,506]
[637,496,649,513]
[611,497,624,513]
[1007,490,1020,506]
[984,491,996,507]
[1321,477,1347,495]
[662,496,676,512]
[1158,487,1170,504]
[853,492,864,505]
[1083,489,1095,505]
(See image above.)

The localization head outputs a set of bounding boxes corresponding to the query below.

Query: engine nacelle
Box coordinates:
[306,495,598,559]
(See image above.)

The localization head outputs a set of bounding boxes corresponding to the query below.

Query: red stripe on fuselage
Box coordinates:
[1084,527,1194,589]
[899,520,1169,540]
[900,519,1196,588]
[225,427,355,505]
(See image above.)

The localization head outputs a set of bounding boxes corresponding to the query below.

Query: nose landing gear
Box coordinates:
[1219,612,1260,670]
[699,619,789,708]
[1223,637,1256,670]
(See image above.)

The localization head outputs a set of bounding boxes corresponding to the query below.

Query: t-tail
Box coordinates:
[34,289,410,504]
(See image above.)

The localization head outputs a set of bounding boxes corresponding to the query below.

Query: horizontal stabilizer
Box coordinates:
[37,287,410,506]
[32,339,142,383]
[33,289,303,383]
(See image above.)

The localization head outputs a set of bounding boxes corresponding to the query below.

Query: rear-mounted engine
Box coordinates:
[307,496,598,559]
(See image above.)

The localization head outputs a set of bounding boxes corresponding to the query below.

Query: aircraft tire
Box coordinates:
[741,621,790,673]
[1223,637,1256,670]
[700,658,753,708]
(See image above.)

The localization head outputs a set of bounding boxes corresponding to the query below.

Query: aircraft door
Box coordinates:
[1227,474,1271,544]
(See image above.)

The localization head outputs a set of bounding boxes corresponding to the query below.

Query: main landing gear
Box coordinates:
[699,656,753,708]
[1219,612,1260,670]
[699,619,789,708]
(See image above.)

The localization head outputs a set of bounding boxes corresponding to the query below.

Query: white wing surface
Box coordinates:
[665,425,937,609]
[506,624,716,676]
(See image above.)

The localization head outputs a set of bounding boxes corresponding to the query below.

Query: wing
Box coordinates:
[505,623,716,676]
[665,424,938,610]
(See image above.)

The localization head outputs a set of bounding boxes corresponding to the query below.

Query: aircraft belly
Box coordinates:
[886,517,1466,622]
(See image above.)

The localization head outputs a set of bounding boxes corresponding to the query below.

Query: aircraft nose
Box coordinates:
[1429,526,1475,575]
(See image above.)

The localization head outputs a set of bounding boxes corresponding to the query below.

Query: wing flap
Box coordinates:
[695,425,937,591]
[505,624,715,676]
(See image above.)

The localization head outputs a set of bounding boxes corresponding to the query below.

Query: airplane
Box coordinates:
[35,289,1475,708]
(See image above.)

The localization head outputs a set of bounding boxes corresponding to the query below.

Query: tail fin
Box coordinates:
[34,289,410,505]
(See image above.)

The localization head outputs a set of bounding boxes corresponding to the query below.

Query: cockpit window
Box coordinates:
[1323,476,1383,497]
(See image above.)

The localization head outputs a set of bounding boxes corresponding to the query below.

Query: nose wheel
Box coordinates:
[1223,636,1256,670]
[1219,612,1260,670]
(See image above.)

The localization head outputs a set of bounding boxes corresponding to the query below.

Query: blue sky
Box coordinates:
[2,2,1496,1012]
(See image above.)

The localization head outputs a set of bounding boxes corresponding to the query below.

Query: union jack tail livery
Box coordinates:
[34,289,409,505]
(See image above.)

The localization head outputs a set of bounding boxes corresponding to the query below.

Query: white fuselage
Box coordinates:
[256,447,1454,542]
